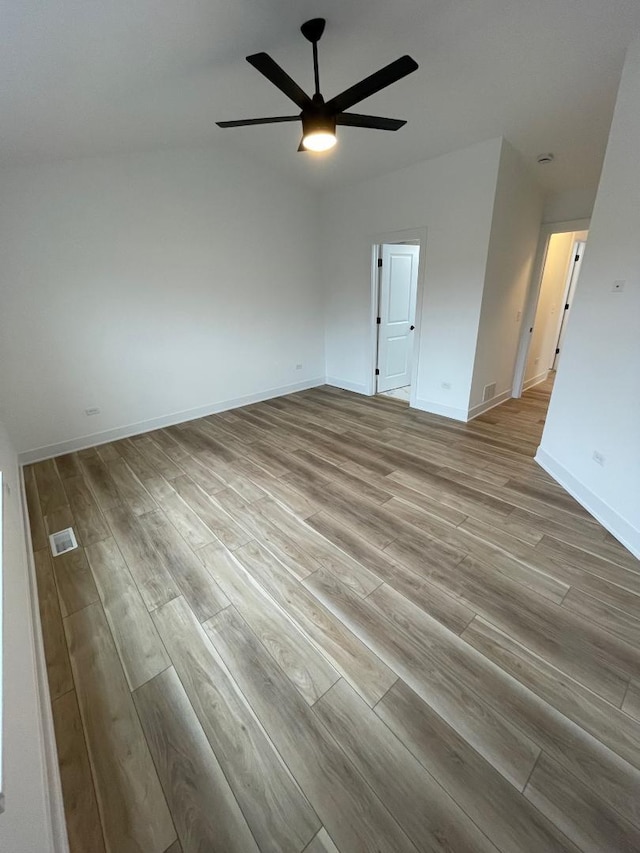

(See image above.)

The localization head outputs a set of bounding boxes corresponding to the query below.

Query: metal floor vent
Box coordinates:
[483,382,497,403]
[49,527,78,557]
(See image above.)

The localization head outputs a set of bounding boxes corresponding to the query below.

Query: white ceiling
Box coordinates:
[3,0,640,194]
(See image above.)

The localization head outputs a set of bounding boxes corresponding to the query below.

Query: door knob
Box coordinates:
[410,325,415,331]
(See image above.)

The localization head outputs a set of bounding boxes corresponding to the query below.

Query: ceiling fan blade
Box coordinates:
[216,116,300,128]
[326,55,418,114]
[336,113,406,130]
[246,53,311,109]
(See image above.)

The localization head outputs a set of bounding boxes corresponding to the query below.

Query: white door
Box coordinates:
[553,240,585,369]
[376,243,419,393]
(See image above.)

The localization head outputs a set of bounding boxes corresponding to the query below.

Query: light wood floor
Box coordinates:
[25,378,640,853]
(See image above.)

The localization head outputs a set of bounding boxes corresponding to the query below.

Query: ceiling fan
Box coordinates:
[216,18,418,152]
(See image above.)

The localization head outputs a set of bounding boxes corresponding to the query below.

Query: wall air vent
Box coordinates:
[49,527,78,557]
[483,382,497,403]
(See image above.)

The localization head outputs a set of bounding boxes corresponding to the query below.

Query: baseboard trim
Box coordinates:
[18,469,70,852]
[536,447,640,558]
[522,371,550,392]
[412,397,468,422]
[467,389,512,420]
[325,377,370,396]
[18,378,325,464]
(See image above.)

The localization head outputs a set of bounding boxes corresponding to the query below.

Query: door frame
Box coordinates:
[552,239,586,370]
[512,218,590,398]
[368,227,428,405]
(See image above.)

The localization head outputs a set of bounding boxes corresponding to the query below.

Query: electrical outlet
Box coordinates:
[441,382,451,390]
[85,407,100,416]
[516,310,522,321]
[612,280,625,293]
[534,357,540,365]
[592,450,605,466]
[295,363,303,370]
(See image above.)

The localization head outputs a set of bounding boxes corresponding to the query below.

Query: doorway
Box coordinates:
[513,218,590,399]
[374,241,420,401]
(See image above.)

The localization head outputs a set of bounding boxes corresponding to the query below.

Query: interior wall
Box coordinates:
[542,187,597,224]
[0,146,324,459]
[538,35,640,557]
[0,420,57,852]
[523,231,575,386]
[469,141,543,413]
[321,137,503,420]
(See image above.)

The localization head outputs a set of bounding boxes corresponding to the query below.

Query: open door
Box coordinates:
[553,240,585,369]
[376,243,419,393]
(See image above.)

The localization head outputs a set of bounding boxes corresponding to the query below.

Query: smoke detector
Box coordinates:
[536,153,555,164]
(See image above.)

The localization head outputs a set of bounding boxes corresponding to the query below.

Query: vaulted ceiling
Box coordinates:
[3,0,640,194]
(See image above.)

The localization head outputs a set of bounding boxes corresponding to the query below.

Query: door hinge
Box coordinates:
[375,368,380,376]
[529,327,533,333]
[377,258,383,268]
[565,303,570,310]
[556,348,560,354]
[575,254,580,262]
[376,317,381,324]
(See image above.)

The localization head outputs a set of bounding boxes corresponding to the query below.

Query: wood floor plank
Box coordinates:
[63,475,111,545]
[377,680,579,853]
[33,547,74,700]
[234,541,396,706]
[562,585,640,648]
[153,596,320,853]
[52,689,106,853]
[367,587,640,828]
[106,458,157,515]
[525,752,640,853]
[385,544,636,705]
[174,452,227,493]
[314,679,500,852]
[137,509,229,622]
[233,456,320,518]
[307,571,537,789]
[199,543,340,704]
[204,606,419,853]
[50,546,100,618]
[85,538,170,690]
[623,682,640,719]
[537,535,640,596]
[24,464,48,550]
[216,494,321,579]
[64,602,176,853]
[254,498,384,597]
[54,452,84,480]
[303,827,340,853]
[132,435,184,479]
[462,616,640,772]
[104,506,180,611]
[115,439,157,480]
[170,475,252,550]
[80,455,122,511]
[133,667,259,853]
[144,476,216,550]
[92,443,119,464]
[33,458,69,515]
[385,496,568,604]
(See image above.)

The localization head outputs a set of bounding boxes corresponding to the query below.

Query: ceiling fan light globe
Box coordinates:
[302,131,337,152]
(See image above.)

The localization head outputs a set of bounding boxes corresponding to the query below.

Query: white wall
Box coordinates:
[0,146,324,459]
[542,187,597,224]
[538,37,640,557]
[524,231,575,385]
[469,142,543,413]
[321,138,503,420]
[0,419,59,851]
